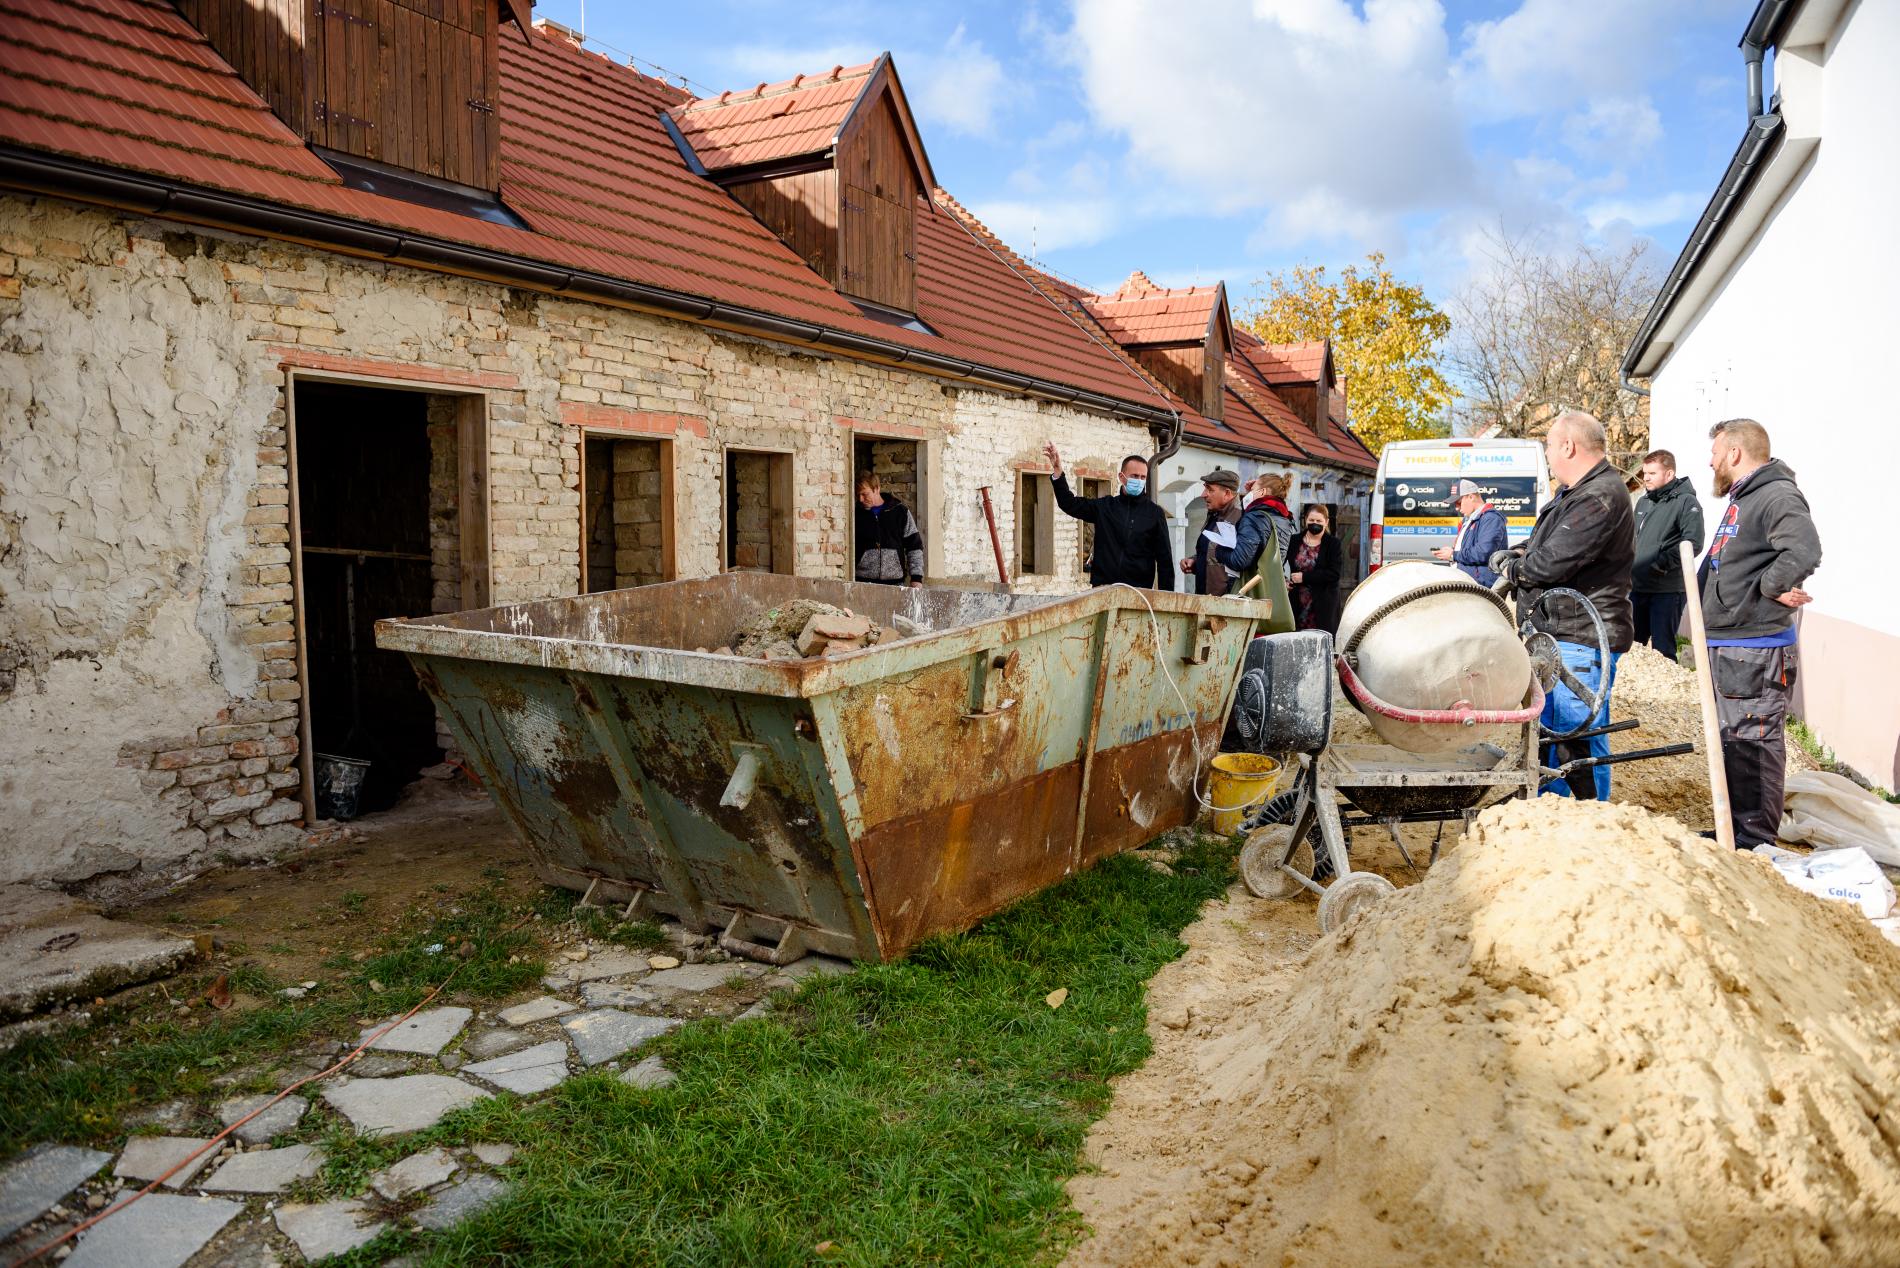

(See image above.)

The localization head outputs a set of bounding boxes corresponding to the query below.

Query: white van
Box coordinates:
[1369,437,1550,571]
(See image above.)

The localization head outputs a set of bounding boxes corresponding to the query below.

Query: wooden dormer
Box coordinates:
[668,56,936,315]
[1083,279,1232,421]
[175,0,519,194]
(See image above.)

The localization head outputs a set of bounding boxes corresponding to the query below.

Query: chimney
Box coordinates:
[533,18,584,49]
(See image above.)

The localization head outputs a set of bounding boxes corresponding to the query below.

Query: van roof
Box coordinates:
[1383,437,1544,450]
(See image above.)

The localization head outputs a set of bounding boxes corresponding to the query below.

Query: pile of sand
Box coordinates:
[1067,797,1900,1267]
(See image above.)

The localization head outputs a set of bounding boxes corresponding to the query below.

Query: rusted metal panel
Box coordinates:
[377,574,1267,962]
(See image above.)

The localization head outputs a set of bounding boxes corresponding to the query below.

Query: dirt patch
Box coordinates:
[1068,797,1900,1267]
[124,779,531,983]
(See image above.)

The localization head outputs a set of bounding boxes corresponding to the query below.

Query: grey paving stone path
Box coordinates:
[64,1193,242,1268]
[359,1006,472,1055]
[113,1137,216,1189]
[0,1144,111,1240]
[469,1143,515,1167]
[322,1074,487,1136]
[274,1199,385,1261]
[643,962,760,992]
[412,1174,511,1232]
[216,1093,307,1146]
[496,996,575,1026]
[579,981,656,1009]
[370,1147,459,1201]
[463,1040,571,1095]
[200,1143,324,1194]
[566,950,651,983]
[559,1009,682,1066]
[463,1027,535,1061]
[619,1055,677,1089]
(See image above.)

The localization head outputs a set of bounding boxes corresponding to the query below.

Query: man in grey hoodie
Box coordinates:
[1696,418,1822,847]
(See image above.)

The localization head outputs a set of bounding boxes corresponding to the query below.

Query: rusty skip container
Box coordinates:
[375,574,1267,963]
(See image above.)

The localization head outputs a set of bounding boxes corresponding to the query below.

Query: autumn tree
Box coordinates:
[1239,252,1455,453]
[1448,226,1658,461]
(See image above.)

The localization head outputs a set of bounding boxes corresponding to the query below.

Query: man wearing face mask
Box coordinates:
[1044,442,1175,591]
[1287,504,1343,634]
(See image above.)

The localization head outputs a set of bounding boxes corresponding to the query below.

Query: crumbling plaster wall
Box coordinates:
[0,193,1156,888]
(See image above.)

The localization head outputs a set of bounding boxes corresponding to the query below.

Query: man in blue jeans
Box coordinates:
[1491,413,1635,800]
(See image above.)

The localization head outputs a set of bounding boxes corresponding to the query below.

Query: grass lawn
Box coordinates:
[1,834,1234,1266]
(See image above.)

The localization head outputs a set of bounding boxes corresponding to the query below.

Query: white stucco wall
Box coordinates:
[1647,0,1900,783]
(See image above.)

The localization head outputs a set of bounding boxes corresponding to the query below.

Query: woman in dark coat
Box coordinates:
[1287,503,1344,635]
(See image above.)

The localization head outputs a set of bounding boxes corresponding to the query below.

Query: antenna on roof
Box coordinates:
[1031,223,1037,264]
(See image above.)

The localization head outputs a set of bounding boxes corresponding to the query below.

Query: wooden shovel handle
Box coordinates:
[1680,540,1735,851]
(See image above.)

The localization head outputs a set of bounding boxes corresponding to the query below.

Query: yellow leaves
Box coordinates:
[1045,987,1069,1009]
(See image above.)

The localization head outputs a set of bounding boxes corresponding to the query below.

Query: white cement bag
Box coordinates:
[1751,843,1897,919]
[1778,770,1900,867]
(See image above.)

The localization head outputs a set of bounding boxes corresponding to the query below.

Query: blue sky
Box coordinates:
[532,0,1753,307]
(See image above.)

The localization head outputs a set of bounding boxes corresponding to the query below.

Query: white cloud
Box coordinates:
[1562,96,1663,159]
[1581,191,1703,231]
[716,43,879,88]
[1065,0,1473,230]
[962,197,1120,254]
[1454,0,1660,120]
[904,24,1007,137]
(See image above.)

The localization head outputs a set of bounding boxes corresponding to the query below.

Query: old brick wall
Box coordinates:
[0,194,1155,888]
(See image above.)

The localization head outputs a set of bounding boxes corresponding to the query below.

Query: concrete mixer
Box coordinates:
[1222,561,1693,931]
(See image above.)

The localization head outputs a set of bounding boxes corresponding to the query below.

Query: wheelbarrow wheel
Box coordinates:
[1239,825,1315,900]
[1317,870,1396,933]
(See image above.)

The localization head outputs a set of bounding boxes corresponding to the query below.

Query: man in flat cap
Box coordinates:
[1433,478,1510,586]
[1180,467,1244,595]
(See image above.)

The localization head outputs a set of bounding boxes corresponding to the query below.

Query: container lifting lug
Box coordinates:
[1183,618,1217,665]
[720,744,770,809]
[962,649,1019,721]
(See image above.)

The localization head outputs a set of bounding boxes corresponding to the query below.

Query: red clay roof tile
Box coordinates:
[666,61,877,173]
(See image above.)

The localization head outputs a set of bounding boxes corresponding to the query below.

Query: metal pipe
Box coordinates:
[977,486,1010,588]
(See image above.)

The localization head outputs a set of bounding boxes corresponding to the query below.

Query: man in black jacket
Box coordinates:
[1697,418,1822,847]
[854,469,925,586]
[1491,412,1634,801]
[1043,442,1174,591]
[1630,449,1704,659]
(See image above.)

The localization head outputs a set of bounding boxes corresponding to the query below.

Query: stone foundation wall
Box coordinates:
[0,193,1156,887]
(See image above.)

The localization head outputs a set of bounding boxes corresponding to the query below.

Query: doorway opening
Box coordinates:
[725,449,795,573]
[1077,475,1109,572]
[583,436,672,591]
[1017,471,1054,577]
[291,381,484,816]
[850,435,921,580]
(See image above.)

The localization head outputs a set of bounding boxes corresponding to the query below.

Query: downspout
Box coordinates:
[1620,370,1650,399]
[1743,38,1766,122]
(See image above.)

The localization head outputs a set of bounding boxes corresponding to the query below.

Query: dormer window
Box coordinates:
[667,55,935,316]
[176,0,509,193]
[1083,276,1233,421]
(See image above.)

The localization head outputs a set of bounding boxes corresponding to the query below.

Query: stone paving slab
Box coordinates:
[64,1193,242,1268]
[216,1093,307,1146]
[619,1055,677,1090]
[113,1137,216,1190]
[0,1144,112,1240]
[782,956,854,980]
[0,885,197,1022]
[468,1143,515,1167]
[370,1147,459,1201]
[463,1028,535,1061]
[462,1041,570,1095]
[496,996,575,1027]
[200,1144,324,1194]
[567,950,651,983]
[578,981,656,1009]
[274,1199,385,1262]
[322,1075,487,1137]
[412,1174,510,1232]
[559,1010,682,1067]
[642,963,760,992]
[359,1006,472,1055]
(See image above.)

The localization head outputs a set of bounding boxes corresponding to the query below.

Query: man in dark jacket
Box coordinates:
[1697,418,1822,848]
[1433,479,1509,585]
[854,470,925,586]
[1491,412,1634,801]
[1630,449,1704,659]
[1179,467,1243,595]
[1044,442,1174,591]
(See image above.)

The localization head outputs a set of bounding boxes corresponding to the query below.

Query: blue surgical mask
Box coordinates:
[1122,477,1146,497]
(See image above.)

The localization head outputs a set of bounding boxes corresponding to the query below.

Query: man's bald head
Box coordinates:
[1550,412,1607,455]
[1544,411,1607,486]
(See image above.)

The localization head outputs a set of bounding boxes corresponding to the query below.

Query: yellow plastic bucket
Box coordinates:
[1207,753,1284,836]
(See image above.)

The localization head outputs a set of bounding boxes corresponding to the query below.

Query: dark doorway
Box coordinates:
[583,436,670,591]
[293,382,447,815]
[851,436,921,580]
[724,449,795,573]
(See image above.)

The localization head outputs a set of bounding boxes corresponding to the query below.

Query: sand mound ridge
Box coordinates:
[1067,797,1900,1267]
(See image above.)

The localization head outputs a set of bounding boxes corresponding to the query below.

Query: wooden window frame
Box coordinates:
[1016,470,1056,577]
[577,431,677,592]
[721,444,798,576]
[283,369,490,824]
[842,428,933,582]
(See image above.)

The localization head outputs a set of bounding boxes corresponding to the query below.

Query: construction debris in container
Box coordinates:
[730,599,886,660]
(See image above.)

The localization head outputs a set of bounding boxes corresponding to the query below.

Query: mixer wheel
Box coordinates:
[1317,871,1397,933]
[1239,826,1315,900]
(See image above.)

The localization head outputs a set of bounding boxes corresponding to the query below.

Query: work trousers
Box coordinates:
[1712,643,1797,847]
[1630,590,1687,661]
[1540,641,1620,802]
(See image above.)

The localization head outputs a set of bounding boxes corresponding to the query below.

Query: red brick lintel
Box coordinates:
[559,402,709,438]
[271,347,520,390]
